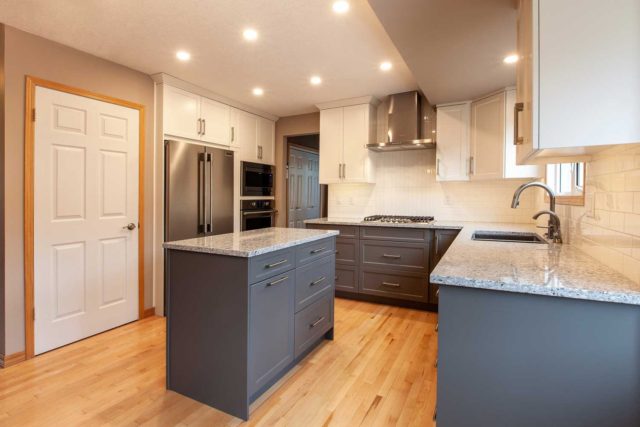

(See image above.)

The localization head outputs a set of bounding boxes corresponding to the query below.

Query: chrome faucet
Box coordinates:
[511,181,562,243]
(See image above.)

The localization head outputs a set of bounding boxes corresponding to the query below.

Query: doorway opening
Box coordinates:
[285,134,327,228]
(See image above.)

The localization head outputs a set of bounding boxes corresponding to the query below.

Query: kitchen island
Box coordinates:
[430,223,640,427]
[163,227,338,420]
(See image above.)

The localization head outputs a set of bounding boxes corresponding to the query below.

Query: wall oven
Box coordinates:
[241,199,276,231]
[241,161,274,197]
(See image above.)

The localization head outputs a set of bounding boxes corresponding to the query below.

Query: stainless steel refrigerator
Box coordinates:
[164,139,234,242]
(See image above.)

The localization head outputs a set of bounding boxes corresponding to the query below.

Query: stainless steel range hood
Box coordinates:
[367,91,436,152]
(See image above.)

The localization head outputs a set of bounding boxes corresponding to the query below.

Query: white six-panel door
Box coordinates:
[34,86,139,355]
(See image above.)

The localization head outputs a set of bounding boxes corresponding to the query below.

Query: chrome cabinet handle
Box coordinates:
[436,288,440,297]
[469,156,474,175]
[343,163,346,179]
[310,316,325,328]
[382,254,401,259]
[310,247,326,254]
[436,158,441,176]
[267,276,289,287]
[231,126,235,142]
[265,259,287,269]
[122,223,136,230]
[202,118,206,136]
[514,102,524,145]
[310,277,326,286]
[197,118,202,135]
[382,281,400,288]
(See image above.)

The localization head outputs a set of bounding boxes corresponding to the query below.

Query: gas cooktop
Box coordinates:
[363,215,435,224]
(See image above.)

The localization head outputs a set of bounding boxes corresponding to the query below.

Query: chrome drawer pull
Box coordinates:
[382,254,401,259]
[310,247,326,254]
[310,316,325,328]
[267,276,289,287]
[436,289,440,297]
[265,259,287,269]
[310,277,326,286]
[382,281,400,288]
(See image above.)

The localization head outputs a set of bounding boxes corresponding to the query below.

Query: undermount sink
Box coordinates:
[471,230,547,244]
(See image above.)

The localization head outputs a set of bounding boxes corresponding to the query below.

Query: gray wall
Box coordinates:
[2,25,155,355]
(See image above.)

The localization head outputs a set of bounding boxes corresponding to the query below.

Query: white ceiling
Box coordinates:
[0,0,418,117]
[368,0,518,105]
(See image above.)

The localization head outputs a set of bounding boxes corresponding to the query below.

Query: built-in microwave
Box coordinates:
[241,162,274,197]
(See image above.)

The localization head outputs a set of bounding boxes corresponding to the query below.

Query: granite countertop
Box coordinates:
[429,222,640,306]
[305,217,640,305]
[303,217,463,230]
[163,227,339,257]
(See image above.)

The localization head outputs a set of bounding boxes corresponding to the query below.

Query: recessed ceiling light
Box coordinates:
[310,76,322,86]
[503,54,519,64]
[252,87,264,96]
[176,50,191,61]
[379,61,393,71]
[332,1,350,14]
[243,28,258,41]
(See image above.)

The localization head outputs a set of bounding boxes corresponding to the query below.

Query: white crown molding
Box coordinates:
[315,95,380,110]
[152,73,279,121]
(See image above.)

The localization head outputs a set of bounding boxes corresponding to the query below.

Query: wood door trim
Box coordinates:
[24,76,146,360]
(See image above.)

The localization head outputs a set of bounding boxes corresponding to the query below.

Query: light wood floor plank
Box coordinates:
[0,299,437,426]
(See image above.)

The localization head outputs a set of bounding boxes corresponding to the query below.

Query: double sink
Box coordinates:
[471,230,547,244]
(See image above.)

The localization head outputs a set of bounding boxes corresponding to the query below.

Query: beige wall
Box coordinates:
[0,25,5,356]
[2,25,155,355]
[274,113,320,227]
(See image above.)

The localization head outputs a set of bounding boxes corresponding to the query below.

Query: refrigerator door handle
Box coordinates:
[208,152,214,234]
[197,153,206,234]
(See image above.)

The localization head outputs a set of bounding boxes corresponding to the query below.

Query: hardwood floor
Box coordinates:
[0,298,438,426]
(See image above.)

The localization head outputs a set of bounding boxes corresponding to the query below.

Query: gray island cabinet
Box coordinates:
[163,228,338,420]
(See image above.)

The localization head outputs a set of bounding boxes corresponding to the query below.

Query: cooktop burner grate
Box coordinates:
[363,215,435,224]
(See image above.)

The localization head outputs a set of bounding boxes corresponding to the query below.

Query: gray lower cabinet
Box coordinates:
[306,223,460,308]
[249,273,295,396]
[166,236,336,421]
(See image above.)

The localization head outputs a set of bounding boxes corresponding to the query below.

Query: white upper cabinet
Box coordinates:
[516,0,640,163]
[469,89,541,180]
[470,92,505,180]
[200,97,231,146]
[319,102,376,184]
[257,117,275,165]
[436,102,470,182]
[235,109,259,162]
[163,86,201,141]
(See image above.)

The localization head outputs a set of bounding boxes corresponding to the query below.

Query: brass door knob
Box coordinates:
[123,223,136,231]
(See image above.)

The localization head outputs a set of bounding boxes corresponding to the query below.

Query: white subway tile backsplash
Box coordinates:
[552,145,640,285]
[328,150,538,223]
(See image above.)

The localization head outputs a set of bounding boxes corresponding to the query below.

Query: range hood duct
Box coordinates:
[367,91,436,152]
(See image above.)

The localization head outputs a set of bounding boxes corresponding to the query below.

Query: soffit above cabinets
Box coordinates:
[368,0,518,105]
[0,0,417,117]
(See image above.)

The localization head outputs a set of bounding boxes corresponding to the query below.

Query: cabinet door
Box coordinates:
[249,273,294,395]
[343,104,374,183]
[257,117,275,165]
[319,107,344,184]
[236,110,259,162]
[504,89,541,178]
[200,97,230,146]
[163,85,200,140]
[435,103,470,182]
[515,0,536,164]
[470,92,505,180]
[537,0,640,150]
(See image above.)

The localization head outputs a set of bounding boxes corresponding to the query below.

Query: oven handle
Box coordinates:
[242,210,276,216]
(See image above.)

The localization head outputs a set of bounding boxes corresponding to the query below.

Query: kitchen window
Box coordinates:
[546,162,586,206]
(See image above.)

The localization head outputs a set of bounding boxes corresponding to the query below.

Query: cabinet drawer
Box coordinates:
[361,241,428,273]
[295,255,335,312]
[360,226,428,242]
[249,248,295,284]
[336,239,358,266]
[335,265,358,293]
[296,237,336,266]
[249,272,295,395]
[294,292,333,358]
[360,270,428,302]
[306,223,358,239]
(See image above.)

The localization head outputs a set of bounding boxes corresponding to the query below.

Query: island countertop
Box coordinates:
[305,217,640,306]
[163,227,339,257]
